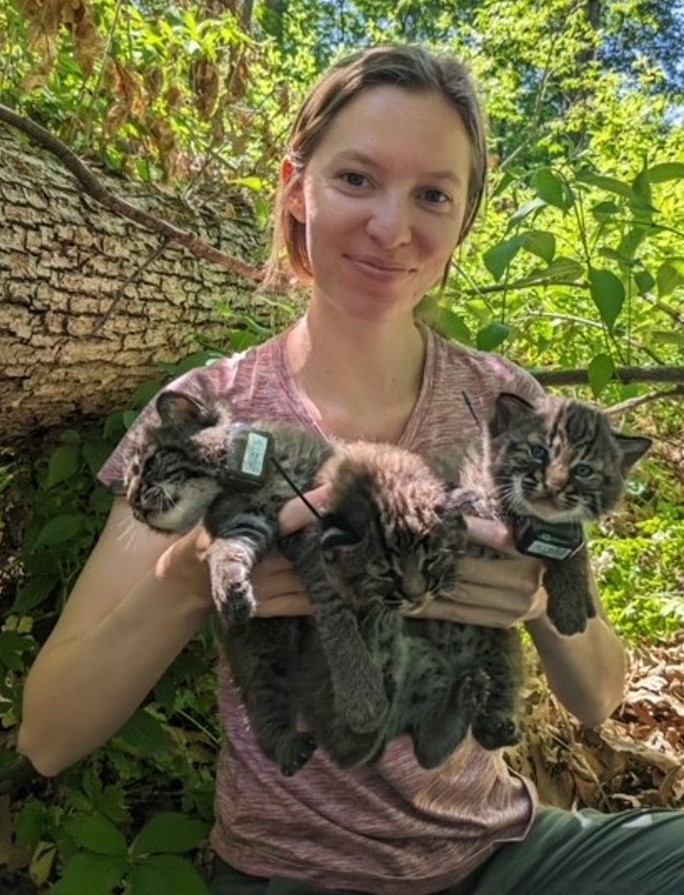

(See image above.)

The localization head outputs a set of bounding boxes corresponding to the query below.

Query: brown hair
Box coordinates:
[262,44,488,290]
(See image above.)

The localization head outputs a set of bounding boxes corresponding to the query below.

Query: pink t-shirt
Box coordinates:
[100,324,545,895]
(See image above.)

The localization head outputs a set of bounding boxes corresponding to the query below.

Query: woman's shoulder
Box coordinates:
[164,333,286,406]
[428,326,544,403]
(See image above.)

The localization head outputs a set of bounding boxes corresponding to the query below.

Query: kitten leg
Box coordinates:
[543,544,597,636]
[413,668,491,769]
[227,619,317,777]
[205,502,279,625]
[311,589,389,733]
[304,561,389,734]
[471,630,523,751]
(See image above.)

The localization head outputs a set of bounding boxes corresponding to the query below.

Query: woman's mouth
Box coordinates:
[346,255,414,281]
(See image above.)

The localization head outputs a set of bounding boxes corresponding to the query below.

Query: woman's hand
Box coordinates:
[251,489,545,628]
[249,486,330,618]
[417,516,547,628]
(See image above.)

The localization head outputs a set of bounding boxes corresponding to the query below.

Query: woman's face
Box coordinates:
[287,86,473,324]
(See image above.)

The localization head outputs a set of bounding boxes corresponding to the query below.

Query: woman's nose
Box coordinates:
[365,194,412,249]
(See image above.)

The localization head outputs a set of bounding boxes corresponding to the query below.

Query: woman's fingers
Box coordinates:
[278,485,330,536]
[463,516,516,554]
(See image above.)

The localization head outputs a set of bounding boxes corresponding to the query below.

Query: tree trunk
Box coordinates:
[0,127,282,447]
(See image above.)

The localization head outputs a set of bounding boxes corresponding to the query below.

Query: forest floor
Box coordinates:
[510,631,684,811]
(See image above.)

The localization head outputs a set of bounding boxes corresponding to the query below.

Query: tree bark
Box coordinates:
[0,127,284,447]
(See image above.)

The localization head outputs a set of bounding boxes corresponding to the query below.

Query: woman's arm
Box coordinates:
[526,574,627,727]
[18,498,215,776]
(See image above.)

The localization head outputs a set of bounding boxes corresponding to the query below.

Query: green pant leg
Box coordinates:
[471,807,684,895]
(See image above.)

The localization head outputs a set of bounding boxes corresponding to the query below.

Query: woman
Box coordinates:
[18,45,683,895]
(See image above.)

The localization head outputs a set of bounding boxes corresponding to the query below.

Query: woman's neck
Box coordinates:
[285,305,426,442]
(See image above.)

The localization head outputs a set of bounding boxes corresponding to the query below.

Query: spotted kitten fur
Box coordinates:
[124,391,521,773]
[124,388,650,774]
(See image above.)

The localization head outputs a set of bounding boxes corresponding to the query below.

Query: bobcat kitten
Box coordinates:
[124,391,521,774]
[455,392,652,635]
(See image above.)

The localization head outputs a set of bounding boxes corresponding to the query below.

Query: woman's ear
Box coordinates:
[282,158,306,222]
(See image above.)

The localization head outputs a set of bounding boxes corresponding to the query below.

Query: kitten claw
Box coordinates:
[279,733,317,776]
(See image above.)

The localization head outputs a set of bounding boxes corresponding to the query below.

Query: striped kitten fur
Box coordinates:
[123,388,649,773]
[124,391,522,773]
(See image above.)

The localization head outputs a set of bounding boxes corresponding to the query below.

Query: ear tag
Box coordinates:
[226,427,273,488]
[513,516,584,561]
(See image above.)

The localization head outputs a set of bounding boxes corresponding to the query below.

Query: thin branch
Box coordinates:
[0,103,263,283]
[91,238,173,333]
[532,366,684,386]
[604,386,684,417]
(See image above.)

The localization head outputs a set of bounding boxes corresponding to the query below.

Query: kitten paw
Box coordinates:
[472,714,520,751]
[211,575,256,625]
[547,609,588,636]
[278,733,317,777]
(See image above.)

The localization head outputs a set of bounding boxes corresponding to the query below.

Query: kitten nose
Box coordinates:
[546,463,567,493]
[402,568,427,599]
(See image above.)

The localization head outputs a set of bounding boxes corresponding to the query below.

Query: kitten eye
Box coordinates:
[573,463,594,479]
[530,445,548,463]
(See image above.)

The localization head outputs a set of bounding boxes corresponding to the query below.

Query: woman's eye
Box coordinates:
[420,188,450,205]
[530,445,548,463]
[341,172,370,188]
[573,463,593,478]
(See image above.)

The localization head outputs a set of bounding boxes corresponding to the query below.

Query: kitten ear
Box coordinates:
[320,514,365,556]
[613,433,652,475]
[491,392,536,436]
[156,390,211,426]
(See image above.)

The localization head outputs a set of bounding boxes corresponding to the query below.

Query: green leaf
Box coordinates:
[646,162,684,183]
[522,230,556,263]
[617,228,647,262]
[46,444,81,488]
[82,441,114,478]
[476,323,512,352]
[115,707,172,753]
[589,269,625,332]
[515,257,584,286]
[13,575,55,613]
[575,171,634,199]
[15,801,48,849]
[633,270,655,296]
[31,514,86,550]
[587,353,615,397]
[0,632,32,671]
[129,854,210,895]
[656,259,684,297]
[591,200,620,220]
[652,331,684,346]
[531,168,572,210]
[65,813,128,856]
[631,169,652,207]
[483,236,525,281]
[507,197,546,227]
[436,309,472,345]
[133,813,209,857]
[52,852,128,895]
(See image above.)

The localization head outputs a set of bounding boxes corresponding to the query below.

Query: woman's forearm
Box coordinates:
[18,514,214,776]
[526,608,627,726]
